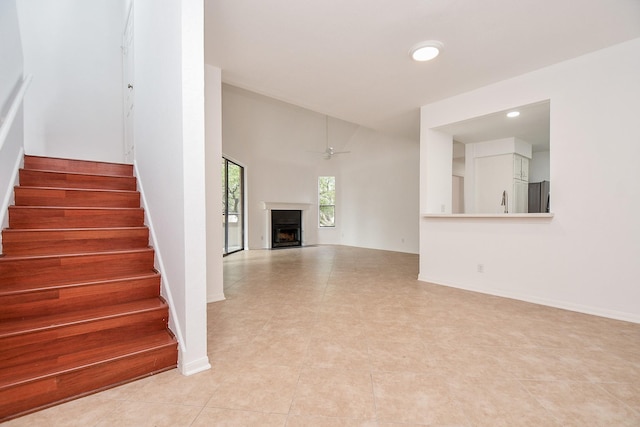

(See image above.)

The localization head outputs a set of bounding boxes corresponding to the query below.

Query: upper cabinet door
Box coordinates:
[521,157,529,181]
[513,155,529,181]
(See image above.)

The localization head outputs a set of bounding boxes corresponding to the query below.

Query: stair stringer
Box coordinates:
[133,161,211,376]
[0,146,23,250]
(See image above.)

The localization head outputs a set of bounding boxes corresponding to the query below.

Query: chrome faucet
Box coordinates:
[501,190,508,213]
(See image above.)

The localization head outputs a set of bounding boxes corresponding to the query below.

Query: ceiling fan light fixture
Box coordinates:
[410,40,443,62]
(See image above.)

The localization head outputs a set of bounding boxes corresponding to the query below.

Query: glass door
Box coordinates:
[222,158,244,255]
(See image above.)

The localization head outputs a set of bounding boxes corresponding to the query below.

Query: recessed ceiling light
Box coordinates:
[507,111,520,118]
[410,40,443,62]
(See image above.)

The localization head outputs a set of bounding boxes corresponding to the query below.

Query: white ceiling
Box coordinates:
[438,100,550,151]
[204,0,640,141]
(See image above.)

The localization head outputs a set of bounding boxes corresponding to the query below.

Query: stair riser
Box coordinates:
[0,276,160,321]
[0,251,155,286]
[2,228,149,256]
[19,170,137,191]
[14,187,140,208]
[1,311,169,368]
[23,156,133,177]
[8,207,145,229]
[0,345,177,422]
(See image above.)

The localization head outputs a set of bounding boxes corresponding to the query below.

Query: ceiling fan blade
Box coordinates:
[317,118,351,159]
[323,150,351,160]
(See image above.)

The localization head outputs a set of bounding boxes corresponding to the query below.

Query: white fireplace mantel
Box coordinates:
[261,202,316,248]
[261,202,314,211]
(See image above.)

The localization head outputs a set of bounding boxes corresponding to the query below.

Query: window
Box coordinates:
[318,176,336,227]
[222,158,244,255]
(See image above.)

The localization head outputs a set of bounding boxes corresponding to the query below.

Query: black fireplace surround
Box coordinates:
[271,210,302,248]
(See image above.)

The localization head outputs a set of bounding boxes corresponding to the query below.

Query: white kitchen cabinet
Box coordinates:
[475,153,530,213]
[513,155,529,181]
[512,154,529,213]
[513,179,529,213]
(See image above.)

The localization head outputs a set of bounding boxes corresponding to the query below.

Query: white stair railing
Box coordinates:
[0,74,32,152]
[1,74,33,247]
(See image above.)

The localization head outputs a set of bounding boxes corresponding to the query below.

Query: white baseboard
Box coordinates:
[418,274,640,324]
[179,356,211,376]
[207,292,226,303]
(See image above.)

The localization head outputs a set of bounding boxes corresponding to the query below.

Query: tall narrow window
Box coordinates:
[318,176,336,227]
[222,158,244,255]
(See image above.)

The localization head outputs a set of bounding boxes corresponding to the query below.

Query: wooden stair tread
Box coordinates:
[0,271,160,296]
[0,249,155,287]
[3,226,147,232]
[14,186,140,209]
[8,206,143,212]
[20,168,136,180]
[0,330,176,389]
[0,274,161,322]
[2,226,148,242]
[8,206,145,229]
[19,169,136,191]
[0,298,167,338]
[0,246,153,261]
[24,155,133,177]
[15,186,139,194]
[1,227,150,256]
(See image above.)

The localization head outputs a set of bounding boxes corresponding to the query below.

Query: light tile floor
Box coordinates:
[6,245,640,426]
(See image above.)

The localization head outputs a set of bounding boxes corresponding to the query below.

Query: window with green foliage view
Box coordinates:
[318,176,335,227]
[222,158,244,255]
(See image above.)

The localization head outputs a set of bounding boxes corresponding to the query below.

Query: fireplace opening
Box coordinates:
[271,210,302,248]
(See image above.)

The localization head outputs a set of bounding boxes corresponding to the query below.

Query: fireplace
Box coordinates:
[271,210,302,248]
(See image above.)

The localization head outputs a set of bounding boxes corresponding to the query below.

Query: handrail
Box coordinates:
[0,74,33,152]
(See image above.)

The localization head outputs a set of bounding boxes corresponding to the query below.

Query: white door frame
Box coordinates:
[122,2,135,164]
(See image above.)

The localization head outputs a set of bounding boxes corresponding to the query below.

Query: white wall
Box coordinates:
[421,129,452,214]
[0,0,23,108]
[340,127,420,253]
[0,0,25,240]
[222,85,420,254]
[133,0,210,375]
[420,38,640,322]
[205,65,224,302]
[530,150,550,182]
[16,0,125,163]
[222,85,325,250]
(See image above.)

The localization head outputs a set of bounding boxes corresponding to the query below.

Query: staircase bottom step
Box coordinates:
[0,332,177,422]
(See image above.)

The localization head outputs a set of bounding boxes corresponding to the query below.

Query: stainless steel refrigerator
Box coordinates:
[528,180,550,213]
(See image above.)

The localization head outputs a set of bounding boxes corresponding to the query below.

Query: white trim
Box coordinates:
[1,75,33,242]
[0,75,32,152]
[179,355,212,376]
[261,201,314,210]
[133,160,186,354]
[0,147,24,251]
[422,213,554,219]
[418,275,640,324]
[207,292,226,303]
[262,202,314,249]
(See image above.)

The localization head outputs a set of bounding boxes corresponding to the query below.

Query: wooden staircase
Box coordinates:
[0,155,178,422]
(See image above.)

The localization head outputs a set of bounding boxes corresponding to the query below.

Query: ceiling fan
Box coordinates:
[317,116,350,160]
